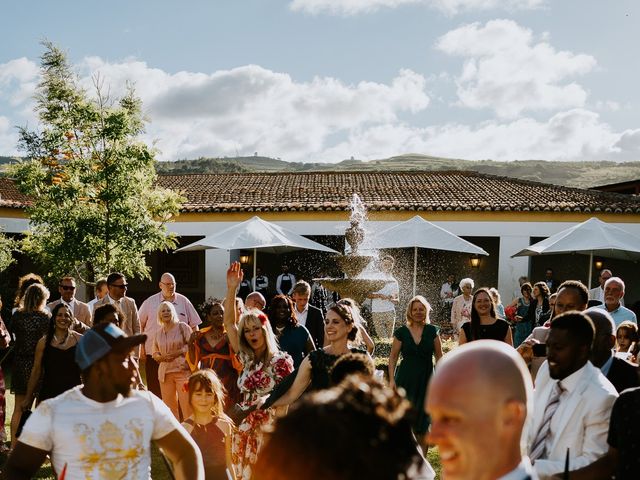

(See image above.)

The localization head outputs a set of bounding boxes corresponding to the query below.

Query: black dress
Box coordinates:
[38,345,82,401]
[461,319,510,342]
[10,311,50,394]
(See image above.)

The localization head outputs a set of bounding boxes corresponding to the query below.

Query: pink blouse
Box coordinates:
[152,322,191,382]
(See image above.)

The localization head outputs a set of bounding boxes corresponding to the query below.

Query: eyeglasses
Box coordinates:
[59,285,76,291]
[111,283,128,289]
[160,282,175,287]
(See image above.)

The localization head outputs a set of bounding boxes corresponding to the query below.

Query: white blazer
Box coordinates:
[528,361,618,479]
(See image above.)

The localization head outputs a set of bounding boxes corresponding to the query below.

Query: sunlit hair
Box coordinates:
[405,295,431,326]
[14,273,44,308]
[268,295,298,328]
[21,283,50,313]
[468,287,497,341]
[238,308,279,360]
[604,276,625,293]
[488,288,501,305]
[533,281,550,299]
[616,321,639,349]
[156,301,179,326]
[292,280,311,296]
[327,303,359,342]
[187,369,229,419]
[459,277,474,290]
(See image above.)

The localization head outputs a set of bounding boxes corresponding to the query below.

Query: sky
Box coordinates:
[1,0,639,163]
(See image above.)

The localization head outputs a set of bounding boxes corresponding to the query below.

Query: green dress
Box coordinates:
[393,324,438,435]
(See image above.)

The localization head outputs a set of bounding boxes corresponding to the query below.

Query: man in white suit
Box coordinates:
[528,311,618,479]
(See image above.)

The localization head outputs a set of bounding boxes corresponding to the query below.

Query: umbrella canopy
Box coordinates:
[369,216,489,295]
[176,216,338,279]
[511,217,640,288]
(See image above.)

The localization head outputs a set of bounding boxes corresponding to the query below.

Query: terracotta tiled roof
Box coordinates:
[2,171,640,214]
[0,177,32,209]
[157,171,640,214]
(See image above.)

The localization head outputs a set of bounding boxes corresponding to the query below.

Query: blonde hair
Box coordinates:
[21,284,50,313]
[238,308,279,361]
[156,301,179,326]
[187,369,229,419]
[405,295,431,326]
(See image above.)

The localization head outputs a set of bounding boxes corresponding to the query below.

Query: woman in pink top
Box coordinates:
[152,301,193,420]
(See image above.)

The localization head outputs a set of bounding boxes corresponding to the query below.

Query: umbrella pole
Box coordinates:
[413,247,417,297]
[588,252,593,290]
[253,248,258,290]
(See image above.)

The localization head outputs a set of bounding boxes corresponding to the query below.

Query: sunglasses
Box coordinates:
[59,285,76,291]
[111,283,128,289]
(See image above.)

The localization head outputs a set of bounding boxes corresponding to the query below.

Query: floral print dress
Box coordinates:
[232,350,293,479]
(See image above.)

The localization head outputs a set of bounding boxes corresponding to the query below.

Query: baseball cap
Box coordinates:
[75,323,147,370]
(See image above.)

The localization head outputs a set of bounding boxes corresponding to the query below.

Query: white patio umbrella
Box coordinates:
[176,216,338,280]
[369,215,489,296]
[511,217,640,288]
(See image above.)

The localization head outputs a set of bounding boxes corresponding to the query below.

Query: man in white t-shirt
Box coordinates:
[5,323,203,480]
[367,256,399,339]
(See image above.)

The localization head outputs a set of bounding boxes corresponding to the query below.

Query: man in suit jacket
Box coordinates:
[528,312,618,479]
[47,276,91,332]
[292,281,324,348]
[427,341,538,480]
[586,308,640,393]
[93,272,140,341]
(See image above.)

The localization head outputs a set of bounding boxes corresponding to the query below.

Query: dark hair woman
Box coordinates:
[525,281,551,328]
[268,294,314,369]
[459,288,513,346]
[21,303,82,410]
[265,301,372,410]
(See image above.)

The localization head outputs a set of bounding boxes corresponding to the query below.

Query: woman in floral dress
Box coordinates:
[224,262,294,480]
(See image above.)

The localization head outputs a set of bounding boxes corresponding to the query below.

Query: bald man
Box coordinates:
[426,340,536,480]
[138,272,201,396]
[245,291,266,310]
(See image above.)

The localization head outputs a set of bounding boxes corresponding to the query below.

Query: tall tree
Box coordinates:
[10,42,184,281]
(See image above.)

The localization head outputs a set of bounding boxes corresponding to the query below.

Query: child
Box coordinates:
[615,321,638,362]
[182,369,235,480]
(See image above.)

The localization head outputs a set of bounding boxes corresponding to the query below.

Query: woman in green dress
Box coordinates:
[388,295,443,443]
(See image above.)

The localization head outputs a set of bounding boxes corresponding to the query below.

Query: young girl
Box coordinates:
[182,369,235,480]
[615,321,639,362]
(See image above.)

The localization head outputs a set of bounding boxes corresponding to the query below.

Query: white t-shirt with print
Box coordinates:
[19,386,181,479]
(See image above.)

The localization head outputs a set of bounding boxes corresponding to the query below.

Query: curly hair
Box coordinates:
[255,377,422,480]
[268,295,298,329]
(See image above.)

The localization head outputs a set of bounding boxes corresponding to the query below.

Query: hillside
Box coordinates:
[155,154,640,189]
[3,153,639,189]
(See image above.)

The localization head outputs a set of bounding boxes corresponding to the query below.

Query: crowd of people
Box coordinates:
[0,260,637,479]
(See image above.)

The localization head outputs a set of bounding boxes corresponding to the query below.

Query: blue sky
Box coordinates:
[1,0,639,162]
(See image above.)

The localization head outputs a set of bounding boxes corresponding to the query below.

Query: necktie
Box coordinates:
[530,381,563,461]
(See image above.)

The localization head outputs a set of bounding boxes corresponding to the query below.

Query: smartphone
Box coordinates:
[532,343,547,357]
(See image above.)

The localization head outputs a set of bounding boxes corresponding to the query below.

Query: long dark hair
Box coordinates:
[533,281,550,311]
[469,288,497,341]
[45,303,74,353]
[268,295,298,329]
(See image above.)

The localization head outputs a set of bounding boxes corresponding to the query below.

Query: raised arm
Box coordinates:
[358,324,375,355]
[224,262,243,353]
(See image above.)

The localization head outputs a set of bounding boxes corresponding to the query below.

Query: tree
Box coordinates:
[10,42,184,281]
[0,230,17,272]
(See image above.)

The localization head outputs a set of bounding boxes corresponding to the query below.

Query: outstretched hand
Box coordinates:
[227,261,244,290]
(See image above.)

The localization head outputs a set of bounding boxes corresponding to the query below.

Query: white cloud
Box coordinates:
[318,109,637,163]
[0,58,39,108]
[68,58,430,161]
[290,0,544,16]
[436,20,597,118]
[0,54,637,164]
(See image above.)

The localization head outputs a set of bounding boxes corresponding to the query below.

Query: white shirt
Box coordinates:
[295,304,309,327]
[498,457,537,480]
[371,278,399,313]
[20,386,181,480]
